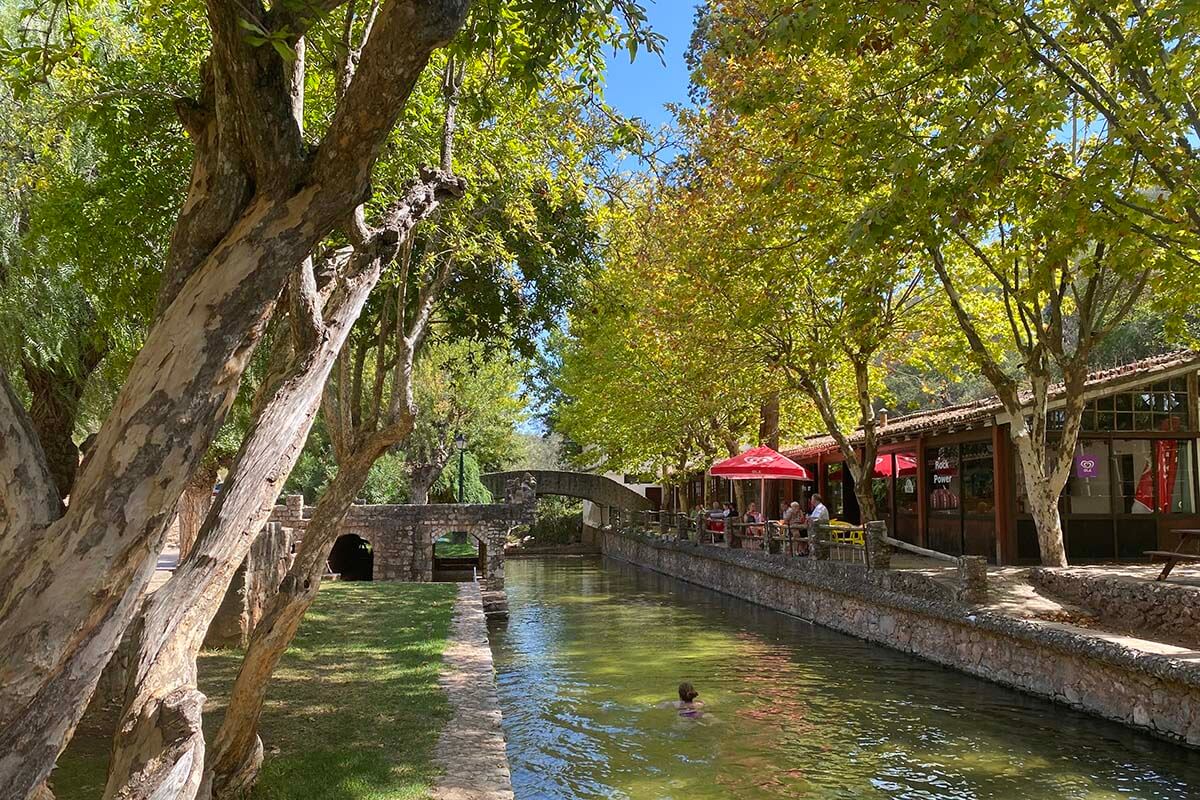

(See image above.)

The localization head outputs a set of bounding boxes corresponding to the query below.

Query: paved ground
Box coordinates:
[432,582,514,800]
[890,550,1200,660]
[147,547,180,592]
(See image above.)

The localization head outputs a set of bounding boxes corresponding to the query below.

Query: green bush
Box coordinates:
[517,496,583,545]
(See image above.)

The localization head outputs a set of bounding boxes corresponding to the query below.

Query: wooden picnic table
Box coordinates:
[1146,529,1200,581]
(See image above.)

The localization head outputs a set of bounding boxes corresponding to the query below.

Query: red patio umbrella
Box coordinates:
[873,453,919,477]
[711,446,813,481]
[711,446,813,525]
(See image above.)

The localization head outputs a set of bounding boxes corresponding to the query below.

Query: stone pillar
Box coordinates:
[659,512,669,539]
[205,522,294,648]
[811,522,831,560]
[285,493,304,520]
[957,556,988,605]
[676,514,688,542]
[486,526,505,590]
[865,520,891,570]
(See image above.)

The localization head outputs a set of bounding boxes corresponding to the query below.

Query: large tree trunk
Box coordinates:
[408,443,452,504]
[0,1,470,793]
[101,268,375,800]
[101,169,463,800]
[176,464,218,560]
[1018,449,1069,568]
[0,196,307,797]
[21,341,107,501]
[205,178,459,799]
[203,446,394,798]
[408,462,441,504]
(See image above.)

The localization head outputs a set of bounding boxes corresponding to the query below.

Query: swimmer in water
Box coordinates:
[674,682,703,717]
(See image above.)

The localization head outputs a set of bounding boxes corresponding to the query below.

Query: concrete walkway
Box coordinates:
[432,582,514,800]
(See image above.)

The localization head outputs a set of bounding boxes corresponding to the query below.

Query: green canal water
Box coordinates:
[489,556,1200,799]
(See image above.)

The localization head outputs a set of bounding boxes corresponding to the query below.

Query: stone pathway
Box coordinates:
[432,582,515,800]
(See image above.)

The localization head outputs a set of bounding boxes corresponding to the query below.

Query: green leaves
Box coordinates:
[237,17,295,62]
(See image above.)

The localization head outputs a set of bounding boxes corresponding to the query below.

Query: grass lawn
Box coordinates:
[433,540,479,558]
[52,581,458,800]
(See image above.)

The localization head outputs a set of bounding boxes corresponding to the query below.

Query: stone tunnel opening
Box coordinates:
[328,534,374,581]
[433,532,484,583]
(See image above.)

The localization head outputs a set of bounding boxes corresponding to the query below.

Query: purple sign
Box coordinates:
[1075,453,1100,479]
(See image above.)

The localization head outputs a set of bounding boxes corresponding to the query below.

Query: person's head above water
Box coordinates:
[678,682,699,703]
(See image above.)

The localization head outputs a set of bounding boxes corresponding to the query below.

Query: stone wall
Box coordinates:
[602,531,1200,748]
[206,478,536,645]
[1029,567,1200,647]
[268,495,533,587]
[205,522,295,648]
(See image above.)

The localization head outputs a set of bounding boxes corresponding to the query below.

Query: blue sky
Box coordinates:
[602,2,697,130]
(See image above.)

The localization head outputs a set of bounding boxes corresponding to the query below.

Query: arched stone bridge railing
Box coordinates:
[481,470,653,512]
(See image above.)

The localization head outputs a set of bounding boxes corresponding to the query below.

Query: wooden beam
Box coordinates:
[916,435,928,548]
[992,423,1013,565]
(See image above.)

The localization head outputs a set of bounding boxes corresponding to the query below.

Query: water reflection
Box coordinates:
[490,557,1200,799]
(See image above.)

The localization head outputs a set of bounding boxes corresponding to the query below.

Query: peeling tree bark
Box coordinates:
[176,464,218,560]
[207,208,460,800]
[0,367,62,537]
[0,0,471,795]
[20,340,108,501]
[202,445,398,799]
[102,171,464,800]
[408,458,447,504]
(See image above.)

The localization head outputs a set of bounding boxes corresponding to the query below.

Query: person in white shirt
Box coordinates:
[809,494,830,526]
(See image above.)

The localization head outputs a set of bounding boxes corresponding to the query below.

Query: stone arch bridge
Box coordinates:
[481,470,653,513]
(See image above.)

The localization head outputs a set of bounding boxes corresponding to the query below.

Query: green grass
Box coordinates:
[434,540,479,558]
[52,581,458,800]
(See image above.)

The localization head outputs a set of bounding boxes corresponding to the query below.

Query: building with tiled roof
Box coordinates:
[695,351,1200,565]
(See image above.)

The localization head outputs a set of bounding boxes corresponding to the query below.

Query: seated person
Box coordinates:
[744,502,765,537]
[706,501,725,537]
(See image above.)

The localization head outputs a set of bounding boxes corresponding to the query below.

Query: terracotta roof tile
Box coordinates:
[782,350,1200,462]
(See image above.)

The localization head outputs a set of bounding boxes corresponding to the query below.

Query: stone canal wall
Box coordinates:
[602,531,1200,748]
[432,583,514,800]
[1029,567,1200,647]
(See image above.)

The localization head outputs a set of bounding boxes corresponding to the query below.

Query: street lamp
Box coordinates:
[454,431,467,503]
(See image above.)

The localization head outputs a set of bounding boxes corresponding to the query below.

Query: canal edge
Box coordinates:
[601,533,1200,749]
[432,582,515,800]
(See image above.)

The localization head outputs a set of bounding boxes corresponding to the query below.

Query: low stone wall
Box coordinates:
[1030,567,1200,647]
[206,481,537,645]
[204,522,294,648]
[432,583,514,800]
[602,531,1200,748]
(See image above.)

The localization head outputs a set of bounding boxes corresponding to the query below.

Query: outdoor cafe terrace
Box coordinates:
[674,350,1200,567]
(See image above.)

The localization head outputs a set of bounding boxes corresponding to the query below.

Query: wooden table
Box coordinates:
[1146,529,1200,581]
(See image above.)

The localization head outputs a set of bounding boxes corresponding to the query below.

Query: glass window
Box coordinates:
[927,445,961,515]
[872,478,890,515]
[825,462,844,517]
[1134,392,1154,430]
[871,454,894,515]
[1069,379,1195,434]
[1067,440,1111,514]
[895,450,919,513]
[1113,439,1155,514]
[1158,440,1196,514]
[961,442,995,515]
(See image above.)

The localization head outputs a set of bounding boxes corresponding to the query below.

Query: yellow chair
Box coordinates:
[828,520,864,545]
